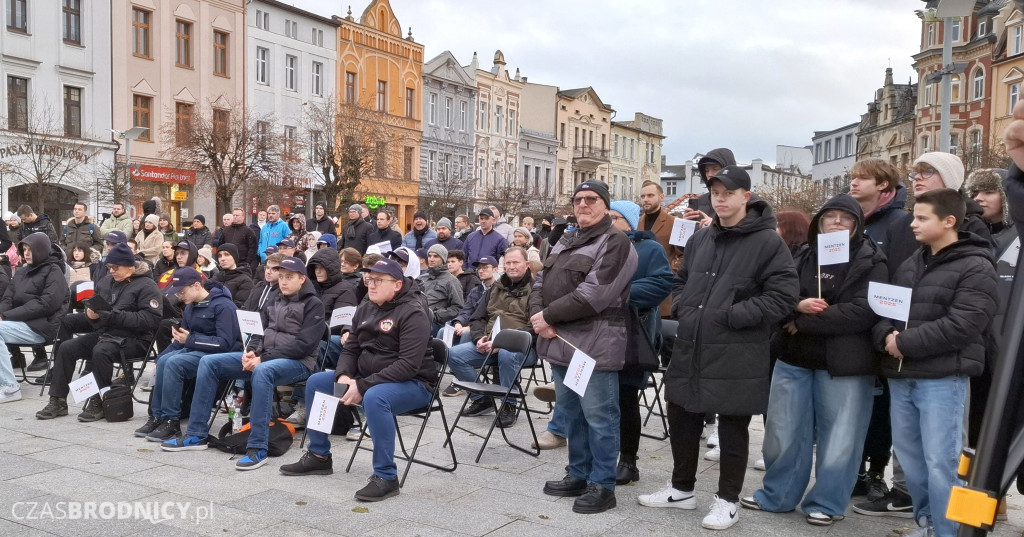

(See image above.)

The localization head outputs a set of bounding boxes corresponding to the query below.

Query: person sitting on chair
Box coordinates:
[278,257,434,503]
[36,243,162,421]
[161,256,323,471]
[0,232,68,403]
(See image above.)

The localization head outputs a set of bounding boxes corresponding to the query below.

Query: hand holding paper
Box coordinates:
[669,218,698,247]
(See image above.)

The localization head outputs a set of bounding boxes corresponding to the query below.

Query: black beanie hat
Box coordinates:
[218,243,240,265]
[572,180,610,207]
[193,214,206,225]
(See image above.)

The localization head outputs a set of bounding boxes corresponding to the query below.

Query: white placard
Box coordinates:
[441,325,456,348]
[236,310,264,336]
[68,372,99,403]
[817,230,850,266]
[867,281,913,323]
[490,317,501,342]
[999,237,1020,267]
[668,218,698,247]
[307,391,340,434]
[564,348,597,397]
[329,306,356,328]
[372,241,392,254]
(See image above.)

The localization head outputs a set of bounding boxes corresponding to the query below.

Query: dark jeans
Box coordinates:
[667,401,751,503]
[49,314,146,397]
[861,375,892,472]
[619,385,641,463]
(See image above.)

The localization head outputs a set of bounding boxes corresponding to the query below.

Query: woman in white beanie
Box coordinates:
[911,151,965,194]
[135,213,164,264]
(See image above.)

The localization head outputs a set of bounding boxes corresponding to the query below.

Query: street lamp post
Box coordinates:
[110,126,148,207]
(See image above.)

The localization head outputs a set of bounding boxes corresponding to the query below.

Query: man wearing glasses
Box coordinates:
[530,180,637,514]
[462,208,508,272]
[279,258,434,504]
[37,243,163,421]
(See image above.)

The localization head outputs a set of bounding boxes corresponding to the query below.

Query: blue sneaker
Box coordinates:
[161,435,208,451]
[236,448,268,471]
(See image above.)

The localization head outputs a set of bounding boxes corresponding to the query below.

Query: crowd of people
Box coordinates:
[0,122,1019,533]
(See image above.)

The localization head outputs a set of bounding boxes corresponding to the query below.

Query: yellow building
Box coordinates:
[336,0,423,232]
[990,4,1024,151]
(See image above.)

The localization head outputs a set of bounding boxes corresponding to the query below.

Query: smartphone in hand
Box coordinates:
[333,382,349,398]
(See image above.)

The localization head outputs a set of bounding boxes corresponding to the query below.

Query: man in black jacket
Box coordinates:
[163,256,322,471]
[279,258,433,503]
[182,215,214,247]
[683,148,736,227]
[213,243,253,308]
[36,243,163,421]
[639,167,798,530]
[0,233,68,403]
[16,205,59,246]
[309,202,336,235]
[218,209,259,269]
[339,204,374,254]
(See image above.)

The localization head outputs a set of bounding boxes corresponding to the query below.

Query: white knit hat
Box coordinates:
[914,152,965,191]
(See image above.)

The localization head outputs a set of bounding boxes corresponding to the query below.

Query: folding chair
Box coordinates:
[448,329,540,462]
[346,338,458,487]
[115,336,159,404]
[639,319,676,441]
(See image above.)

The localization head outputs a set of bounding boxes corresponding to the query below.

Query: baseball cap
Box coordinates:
[473,256,498,267]
[706,165,751,191]
[277,239,296,248]
[104,230,128,245]
[264,245,279,255]
[277,256,306,274]
[165,267,203,295]
[174,240,191,250]
[362,258,404,281]
[478,208,494,218]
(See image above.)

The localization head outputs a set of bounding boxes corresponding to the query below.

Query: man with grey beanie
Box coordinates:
[424,217,463,252]
[418,242,464,333]
[339,204,374,254]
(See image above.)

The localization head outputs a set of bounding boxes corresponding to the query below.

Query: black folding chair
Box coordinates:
[115,336,159,404]
[639,319,676,441]
[346,338,458,487]
[448,329,540,462]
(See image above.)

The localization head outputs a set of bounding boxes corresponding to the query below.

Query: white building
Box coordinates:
[812,122,858,194]
[0,0,116,223]
[247,0,338,214]
[610,112,664,201]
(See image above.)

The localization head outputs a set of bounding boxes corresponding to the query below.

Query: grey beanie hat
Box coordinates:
[428,243,448,261]
[436,217,453,229]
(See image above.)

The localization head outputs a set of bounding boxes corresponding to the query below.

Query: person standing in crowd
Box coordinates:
[135,214,164,264]
[218,208,260,270]
[250,210,268,237]
[61,202,102,257]
[5,212,22,243]
[606,200,673,486]
[453,215,473,242]
[16,206,59,246]
[512,227,540,264]
[741,194,886,527]
[638,180,683,318]
[309,202,336,235]
[848,158,906,246]
[462,208,508,271]
[402,211,437,250]
[339,204,374,254]
[154,241,177,276]
[182,215,213,247]
[424,217,463,252]
[68,242,99,283]
[100,202,135,239]
[683,148,737,227]
[532,180,637,515]
[258,205,290,262]
[638,166,798,530]
[158,214,178,244]
[774,211,811,255]
[969,168,1016,257]
[286,213,310,254]
[368,211,402,251]
[212,214,232,246]
[488,203,515,245]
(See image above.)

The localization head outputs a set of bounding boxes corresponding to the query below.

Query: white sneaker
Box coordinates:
[707,424,719,448]
[753,457,765,471]
[704,445,721,462]
[702,495,739,530]
[637,483,696,509]
[0,384,21,403]
[286,402,306,426]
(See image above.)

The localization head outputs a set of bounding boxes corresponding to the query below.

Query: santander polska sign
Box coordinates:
[130,165,196,185]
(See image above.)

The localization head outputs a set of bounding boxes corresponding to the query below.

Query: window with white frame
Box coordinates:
[978,20,987,37]
[951,18,961,42]
[928,23,936,46]
[973,68,985,100]
[285,19,297,39]
[255,47,268,84]
[428,93,436,124]
[256,10,268,30]
[460,101,466,131]
[1014,26,1023,55]
[311,62,323,96]
[311,28,323,46]
[922,134,931,153]
[951,74,961,102]
[950,133,959,155]
[1011,82,1021,113]
[284,55,297,91]
[445,97,452,128]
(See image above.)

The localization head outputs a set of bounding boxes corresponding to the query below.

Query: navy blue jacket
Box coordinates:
[863,183,907,247]
[159,281,242,357]
[462,229,508,270]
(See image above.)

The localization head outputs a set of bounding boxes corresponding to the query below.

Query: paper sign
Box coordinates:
[307,391,340,434]
[564,348,597,397]
[69,372,99,403]
[373,241,392,254]
[329,306,356,328]
[490,317,501,342]
[867,281,913,323]
[999,237,1020,268]
[668,218,698,247]
[817,230,850,266]
[236,310,264,336]
[441,325,456,348]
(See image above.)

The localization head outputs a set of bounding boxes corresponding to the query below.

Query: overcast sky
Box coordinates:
[286,0,922,165]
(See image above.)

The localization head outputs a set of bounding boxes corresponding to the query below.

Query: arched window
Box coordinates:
[973,68,985,101]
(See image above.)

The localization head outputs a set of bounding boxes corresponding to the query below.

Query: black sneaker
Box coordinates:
[354,475,400,501]
[865,471,889,502]
[497,403,517,428]
[615,460,639,485]
[851,472,868,497]
[35,396,68,420]
[543,474,588,497]
[441,382,463,397]
[145,420,181,442]
[77,395,105,422]
[573,484,616,514]
[280,451,333,476]
[26,355,49,372]
[461,397,494,417]
[134,416,162,438]
[235,448,269,471]
[10,348,25,369]
[851,489,913,518]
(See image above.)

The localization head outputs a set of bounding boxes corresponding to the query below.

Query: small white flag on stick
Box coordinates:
[867,282,913,323]
[817,231,850,266]
[668,218,698,247]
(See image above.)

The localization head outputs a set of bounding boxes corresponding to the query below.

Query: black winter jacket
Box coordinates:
[182,225,213,247]
[340,218,374,254]
[884,198,994,278]
[248,279,323,372]
[874,232,998,379]
[0,233,68,339]
[863,183,907,247]
[665,198,799,415]
[18,214,59,246]
[781,195,887,376]
[213,266,253,308]
[367,227,402,251]
[307,248,360,327]
[93,260,163,339]
[218,223,259,268]
[336,277,435,395]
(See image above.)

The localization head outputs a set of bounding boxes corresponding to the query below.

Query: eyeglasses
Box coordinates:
[364,276,396,287]
[106,264,123,272]
[609,215,622,221]
[821,213,856,225]
[572,196,602,206]
[175,288,188,299]
[908,167,937,181]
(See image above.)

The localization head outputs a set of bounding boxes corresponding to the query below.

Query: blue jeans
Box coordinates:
[151,349,205,420]
[305,371,431,480]
[185,352,310,450]
[447,341,536,403]
[889,376,967,537]
[753,361,874,515]
[0,321,44,387]
[551,364,620,490]
[435,326,473,346]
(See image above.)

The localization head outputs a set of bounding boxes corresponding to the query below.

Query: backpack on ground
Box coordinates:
[209,417,295,457]
[103,383,134,422]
